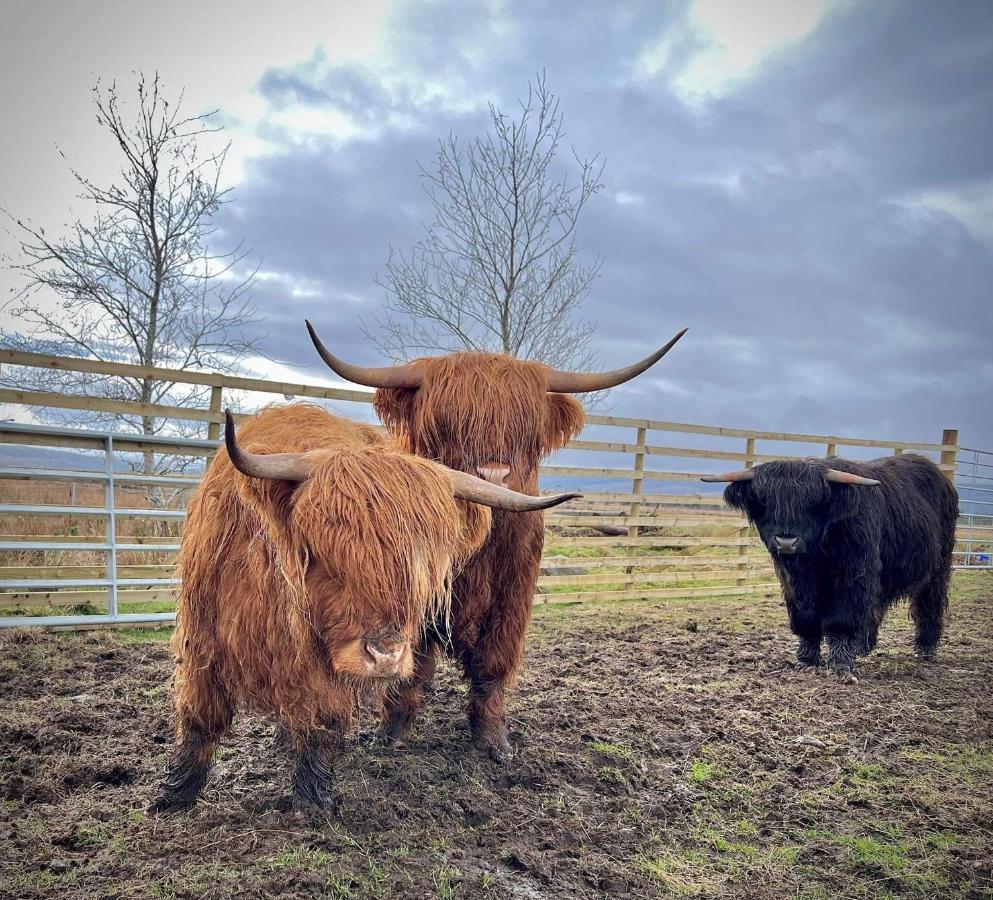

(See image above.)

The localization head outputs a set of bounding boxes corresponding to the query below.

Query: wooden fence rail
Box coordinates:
[0,349,966,625]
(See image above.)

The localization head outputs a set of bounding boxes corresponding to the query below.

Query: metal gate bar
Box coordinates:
[954,447,993,570]
[0,421,216,628]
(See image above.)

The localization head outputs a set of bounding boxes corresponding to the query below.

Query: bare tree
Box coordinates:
[1,73,260,470]
[368,75,604,370]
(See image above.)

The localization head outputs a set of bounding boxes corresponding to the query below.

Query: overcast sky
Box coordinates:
[1,0,991,452]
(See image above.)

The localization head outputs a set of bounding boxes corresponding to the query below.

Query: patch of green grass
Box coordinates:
[70,822,110,847]
[118,626,174,642]
[139,683,170,699]
[599,765,630,788]
[263,846,367,899]
[696,827,760,859]
[634,853,716,896]
[734,819,759,838]
[851,763,889,785]
[433,866,462,899]
[796,823,965,895]
[589,740,635,760]
[844,835,909,872]
[689,760,718,783]
[541,545,610,558]
[5,867,82,893]
[264,846,335,871]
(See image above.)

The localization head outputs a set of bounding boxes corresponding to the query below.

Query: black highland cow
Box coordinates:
[703,455,958,682]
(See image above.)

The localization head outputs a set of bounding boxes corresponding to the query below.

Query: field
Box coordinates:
[1,573,992,899]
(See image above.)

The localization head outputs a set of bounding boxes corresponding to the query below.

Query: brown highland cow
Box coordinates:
[307,323,687,758]
[152,404,579,811]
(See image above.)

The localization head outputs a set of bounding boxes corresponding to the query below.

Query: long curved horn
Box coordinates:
[825,469,880,486]
[446,467,582,511]
[700,469,756,483]
[224,410,314,482]
[306,320,423,389]
[544,328,688,393]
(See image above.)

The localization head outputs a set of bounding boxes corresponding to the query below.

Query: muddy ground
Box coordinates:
[2,573,992,899]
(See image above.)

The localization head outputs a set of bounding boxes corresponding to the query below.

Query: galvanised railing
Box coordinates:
[0,421,213,628]
[955,447,993,570]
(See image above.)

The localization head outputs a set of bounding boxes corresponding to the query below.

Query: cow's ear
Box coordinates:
[543,393,585,454]
[827,482,863,523]
[723,480,752,512]
[374,388,418,437]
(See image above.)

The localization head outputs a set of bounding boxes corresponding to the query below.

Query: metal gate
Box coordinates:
[0,421,216,628]
[955,446,993,569]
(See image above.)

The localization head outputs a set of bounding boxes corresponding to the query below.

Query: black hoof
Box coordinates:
[290,788,342,815]
[472,732,514,764]
[488,742,514,764]
[379,718,414,748]
[148,793,198,815]
[829,666,859,684]
[793,659,820,672]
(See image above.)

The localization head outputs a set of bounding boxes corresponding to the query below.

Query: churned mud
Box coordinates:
[2,573,992,899]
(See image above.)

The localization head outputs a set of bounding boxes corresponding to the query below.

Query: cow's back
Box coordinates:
[853,454,958,599]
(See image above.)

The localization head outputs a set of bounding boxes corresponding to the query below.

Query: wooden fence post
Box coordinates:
[825,441,837,458]
[206,386,223,443]
[941,428,959,484]
[628,426,647,538]
[736,436,755,588]
[626,426,647,588]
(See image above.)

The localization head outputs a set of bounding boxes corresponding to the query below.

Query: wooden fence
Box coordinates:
[0,349,967,623]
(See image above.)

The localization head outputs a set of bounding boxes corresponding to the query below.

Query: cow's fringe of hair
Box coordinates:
[172,403,488,736]
[374,353,585,488]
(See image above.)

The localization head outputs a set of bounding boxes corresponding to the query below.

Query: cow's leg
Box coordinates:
[910,570,949,660]
[463,600,532,762]
[789,608,822,670]
[466,663,513,762]
[381,636,439,745]
[151,664,233,813]
[794,633,823,670]
[857,603,886,657]
[823,573,876,683]
[453,514,541,761]
[288,690,352,811]
[783,568,822,669]
[290,724,344,811]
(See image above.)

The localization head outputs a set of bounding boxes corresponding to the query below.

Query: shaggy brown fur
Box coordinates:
[152,404,490,811]
[374,352,585,757]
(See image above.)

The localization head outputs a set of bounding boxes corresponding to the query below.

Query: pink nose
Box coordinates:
[364,631,408,676]
[477,464,511,485]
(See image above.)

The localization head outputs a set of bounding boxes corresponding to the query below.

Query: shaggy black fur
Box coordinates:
[149,725,214,813]
[723,454,958,679]
[292,728,341,811]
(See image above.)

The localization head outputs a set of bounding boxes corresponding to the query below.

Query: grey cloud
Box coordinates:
[215,0,992,451]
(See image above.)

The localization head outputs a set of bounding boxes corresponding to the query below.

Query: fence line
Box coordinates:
[0,350,979,629]
[955,447,993,569]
